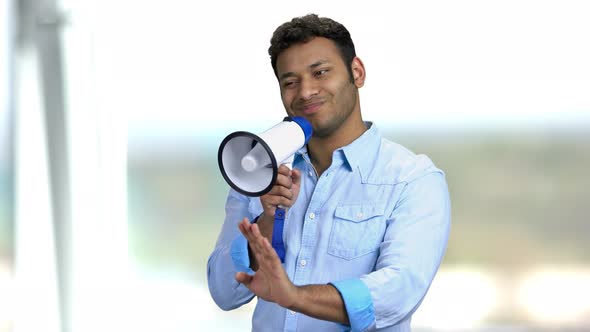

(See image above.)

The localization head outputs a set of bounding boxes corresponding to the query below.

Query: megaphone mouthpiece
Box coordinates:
[240,155,259,172]
[240,141,272,172]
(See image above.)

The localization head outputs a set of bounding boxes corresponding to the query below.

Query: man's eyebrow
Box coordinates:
[279,72,296,81]
[309,60,329,69]
[279,60,331,81]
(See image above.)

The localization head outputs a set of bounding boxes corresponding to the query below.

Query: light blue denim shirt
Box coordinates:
[207,123,451,332]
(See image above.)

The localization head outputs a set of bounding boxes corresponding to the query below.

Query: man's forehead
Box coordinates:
[276,38,342,75]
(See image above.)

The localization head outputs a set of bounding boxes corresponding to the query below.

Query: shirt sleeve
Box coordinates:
[330,279,376,332]
[332,171,451,330]
[230,215,260,274]
[207,189,257,311]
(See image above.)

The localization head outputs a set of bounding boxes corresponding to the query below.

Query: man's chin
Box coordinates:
[310,125,334,139]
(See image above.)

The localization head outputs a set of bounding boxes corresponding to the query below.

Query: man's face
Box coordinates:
[276,37,363,138]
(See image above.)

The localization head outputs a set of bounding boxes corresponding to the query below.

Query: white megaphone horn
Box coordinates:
[218,116,313,197]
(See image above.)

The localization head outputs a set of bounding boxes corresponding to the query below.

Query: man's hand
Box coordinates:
[235,218,350,324]
[236,218,298,308]
[260,165,301,217]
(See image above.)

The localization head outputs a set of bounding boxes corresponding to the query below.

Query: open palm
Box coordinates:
[235,218,298,308]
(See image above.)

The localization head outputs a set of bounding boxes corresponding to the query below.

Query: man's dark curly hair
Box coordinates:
[269,14,356,82]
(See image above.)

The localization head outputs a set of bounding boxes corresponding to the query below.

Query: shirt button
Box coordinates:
[289,310,296,315]
[300,259,307,267]
[356,212,363,219]
[308,171,313,177]
[309,212,315,220]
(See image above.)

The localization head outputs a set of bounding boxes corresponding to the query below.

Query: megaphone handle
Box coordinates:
[272,208,286,263]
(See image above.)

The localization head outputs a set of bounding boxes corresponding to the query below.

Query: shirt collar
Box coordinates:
[340,121,380,173]
[295,121,381,174]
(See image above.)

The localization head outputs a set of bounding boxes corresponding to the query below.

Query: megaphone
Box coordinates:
[218,116,313,197]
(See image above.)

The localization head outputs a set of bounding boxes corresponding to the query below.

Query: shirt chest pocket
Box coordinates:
[328,203,387,260]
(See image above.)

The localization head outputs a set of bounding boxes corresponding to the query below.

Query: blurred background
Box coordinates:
[1,0,589,331]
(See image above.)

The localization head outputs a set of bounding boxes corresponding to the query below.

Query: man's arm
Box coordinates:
[209,165,301,308]
[235,219,349,324]
[289,284,349,324]
[207,191,256,310]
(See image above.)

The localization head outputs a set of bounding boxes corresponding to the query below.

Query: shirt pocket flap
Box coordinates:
[334,203,385,223]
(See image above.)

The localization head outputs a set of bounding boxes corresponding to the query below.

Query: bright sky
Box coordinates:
[45,0,590,142]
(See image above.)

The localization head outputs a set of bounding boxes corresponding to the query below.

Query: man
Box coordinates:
[207,14,451,332]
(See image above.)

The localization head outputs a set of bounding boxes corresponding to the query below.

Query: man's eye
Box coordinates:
[283,81,297,88]
[314,69,328,77]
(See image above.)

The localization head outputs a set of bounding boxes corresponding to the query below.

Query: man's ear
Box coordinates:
[351,57,366,88]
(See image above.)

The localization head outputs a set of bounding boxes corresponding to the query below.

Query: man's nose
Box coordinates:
[298,77,319,100]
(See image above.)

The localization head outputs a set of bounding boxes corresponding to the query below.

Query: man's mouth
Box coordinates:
[299,101,323,115]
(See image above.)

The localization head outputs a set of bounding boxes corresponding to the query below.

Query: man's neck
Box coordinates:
[307,118,367,176]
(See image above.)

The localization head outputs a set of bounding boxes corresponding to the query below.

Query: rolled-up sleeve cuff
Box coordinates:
[230,234,255,275]
[330,278,375,332]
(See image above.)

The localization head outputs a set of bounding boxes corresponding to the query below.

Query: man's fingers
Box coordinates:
[238,217,253,236]
[250,223,270,252]
[253,234,277,261]
[238,218,248,235]
[266,186,293,199]
[262,194,293,209]
[275,172,293,189]
[237,217,279,270]
[239,218,262,250]
[249,224,280,262]
[248,223,268,253]
[277,165,291,176]
[259,166,302,216]
[260,237,282,268]
[251,222,263,238]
